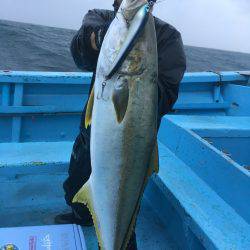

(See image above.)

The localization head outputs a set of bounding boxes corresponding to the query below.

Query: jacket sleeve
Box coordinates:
[70,9,113,71]
[157,26,186,119]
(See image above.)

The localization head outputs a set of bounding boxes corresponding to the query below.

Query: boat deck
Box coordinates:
[85,199,175,250]
[1,71,250,249]
[0,142,175,249]
[0,153,175,249]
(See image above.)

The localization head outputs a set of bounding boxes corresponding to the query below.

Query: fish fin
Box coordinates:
[85,87,94,129]
[122,157,156,250]
[122,198,141,250]
[148,140,159,177]
[112,80,129,123]
[72,181,91,205]
[73,182,105,250]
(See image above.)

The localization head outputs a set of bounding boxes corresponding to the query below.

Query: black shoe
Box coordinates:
[54,212,93,227]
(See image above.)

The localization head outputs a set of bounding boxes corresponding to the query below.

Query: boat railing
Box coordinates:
[0,70,249,143]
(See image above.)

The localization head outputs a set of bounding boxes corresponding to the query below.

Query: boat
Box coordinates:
[0,70,250,249]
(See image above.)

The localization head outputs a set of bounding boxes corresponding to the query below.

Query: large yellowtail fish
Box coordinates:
[73,0,159,249]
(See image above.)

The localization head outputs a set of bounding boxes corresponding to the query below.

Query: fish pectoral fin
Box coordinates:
[72,181,90,205]
[85,87,94,129]
[148,141,159,177]
[112,80,129,123]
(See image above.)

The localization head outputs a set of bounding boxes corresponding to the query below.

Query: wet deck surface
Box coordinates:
[0,198,175,250]
[0,167,175,249]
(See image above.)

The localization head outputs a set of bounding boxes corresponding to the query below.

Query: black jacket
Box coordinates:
[71,9,186,120]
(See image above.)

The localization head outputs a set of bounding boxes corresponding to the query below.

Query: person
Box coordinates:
[55,0,186,249]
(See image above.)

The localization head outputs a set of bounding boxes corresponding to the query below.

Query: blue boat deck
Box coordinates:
[1,71,250,249]
[0,142,175,250]
[167,115,250,168]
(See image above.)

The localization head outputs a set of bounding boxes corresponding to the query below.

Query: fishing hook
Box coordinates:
[97,80,109,101]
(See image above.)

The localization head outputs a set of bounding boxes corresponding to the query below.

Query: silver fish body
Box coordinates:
[73,0,158,249]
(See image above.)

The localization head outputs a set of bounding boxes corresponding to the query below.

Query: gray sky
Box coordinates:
[0,0,250,53]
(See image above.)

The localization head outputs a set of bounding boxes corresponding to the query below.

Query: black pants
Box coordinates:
[63,109,137,250]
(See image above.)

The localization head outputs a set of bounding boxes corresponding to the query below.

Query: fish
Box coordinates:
[73,0,159,249]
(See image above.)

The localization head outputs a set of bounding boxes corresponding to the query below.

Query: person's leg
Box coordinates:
[63,129,91,207]
[55,120,93,225]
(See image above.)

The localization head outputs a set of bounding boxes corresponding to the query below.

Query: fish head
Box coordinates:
[119,0,149,22]
[96,0,156,84]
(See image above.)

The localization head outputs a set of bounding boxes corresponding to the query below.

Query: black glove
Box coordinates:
[94,21,112,50]
[83,21,112,51]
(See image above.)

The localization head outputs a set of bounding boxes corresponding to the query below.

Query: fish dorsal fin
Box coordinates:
[148,140,159,176]
[85,87,94,129]
[112,79,129,123]
[121,179,146,250]
[121,140,159,249]
[121,198,141,250]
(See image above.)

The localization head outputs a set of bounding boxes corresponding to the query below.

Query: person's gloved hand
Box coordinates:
[86,21,112,51]
[90,32,98,51]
